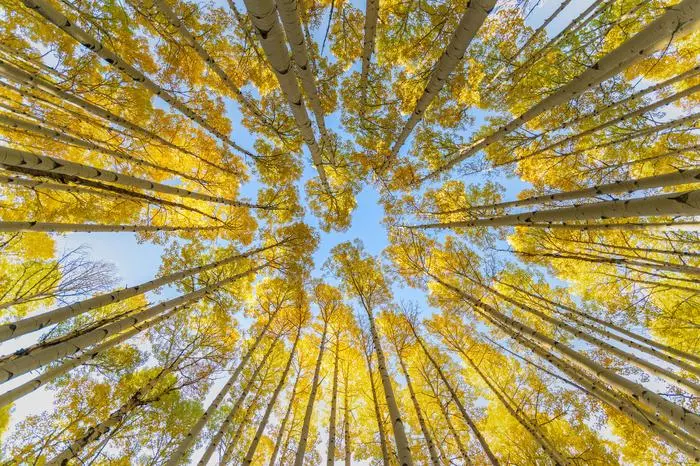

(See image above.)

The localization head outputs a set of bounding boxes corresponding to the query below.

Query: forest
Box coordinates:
[0,0,698,464]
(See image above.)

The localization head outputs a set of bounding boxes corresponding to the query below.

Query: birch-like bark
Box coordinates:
[494,278,700,367]
[220,377,267,464]
[452,167,700,212]
[0,221,219,234]
[164,311,280,466]
[525,82,700,160]
[365,309,415,466]
[326,333,341,465]
[359,0,379,106]
[423,374,472,465]
[243,329,301,464]
[510,0,574,64]
[397,352,441,466]
[387,0,495,160]
[517,221,700,231]
[421,0,700,182]
[47,369,167,465]
[461,352,569,465]
[430,274,700,438]
[409,323,499,466]
[21,0,255,158]
[197,335,280,466]
[277,0,328,135]
[0,304,183,408]
[0,58,205,162]
[240,0,330,190]
[0,145,266,209]
[502,324,700,461]
[364,348,390,466]
[294,320,329,466]
[0,112,203,184]
[0,240,282,342]
[410,189,700,229]
[268,367,302,466]
[0,265,264,383]
[343,366,352,466]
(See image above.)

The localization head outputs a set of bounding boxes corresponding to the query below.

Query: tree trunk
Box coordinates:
[457,167,700,212]
[0,241,282,342]
[518,221,700,231]
[366,309,415,466]
[0,304,182,408]
[423,374,472,466]
[0,265,264,383]
[397,352,441,466]
[326,333,341,465]
[0,145,267,208]
[410,189,700,229]
[165,310,280,466]
[343,365,352,466]
[294,319,329,466]
[220,378,267,465]
[0,221,219,234]
[409,323,499,466]
[240,0,330,191]
[365,348,391,466]
[421,0,700,182]
[359,0,379,106]
[268,366,301,466]
[197,335,279,465]
[387,0,495,161]
[277,0,327,135]
[243,329,301,464]
[21,0,254,157]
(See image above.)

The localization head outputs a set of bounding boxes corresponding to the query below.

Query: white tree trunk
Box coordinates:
[277,0,328,135]
[458,167,700,212]
[365,349,390,466]
[0,221,218,234]
[388,0,495,160]
[0,145,260,208]
[359,0,379,106]
[410,189,700,229]
[294,320,329,466]
[21,0,255,158]
[0,241,280,342]
[422,0,700,182]
[268,367,301,466]
[519,221,700,231]
[243,329,300,464]
[326,334,341,465]
[0,265,264,383]
[240,0,330,191]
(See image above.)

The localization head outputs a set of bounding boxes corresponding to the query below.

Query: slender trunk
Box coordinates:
[387,0,495,161]
[366,309,414,466]
[396,352,440,466]
[343,366,352,466]
[197,335,280,465]
[221,378,267,464]
[0,240,282,342]
[0,145,268,209]
[409,189,700,229]
[326,333,341,465]
[0,266,264,383]
[240,0,330,190]
[21,0,254,157]
[454,167,700,212]
[165,311,280,466]
[0,221,219,234]
[359,0,379,106]
[243,329,301,464]
[462,352,568,465]
[409,324,499,466]
[277,0,327,135]
[294,320,329,466]
[0,112,203,184]
[268,367,301,466]
[510,0,574,63]
[424,375,472,466]
[0,304,182,408]
[0,58,207,163]
[421,0,700,182]
[510,221,700,231]
[366,349,390,466]
[495,278,700,366]
[431,274,700,438]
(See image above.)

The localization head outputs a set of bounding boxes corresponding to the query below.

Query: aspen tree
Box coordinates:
[359,0,379,106]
